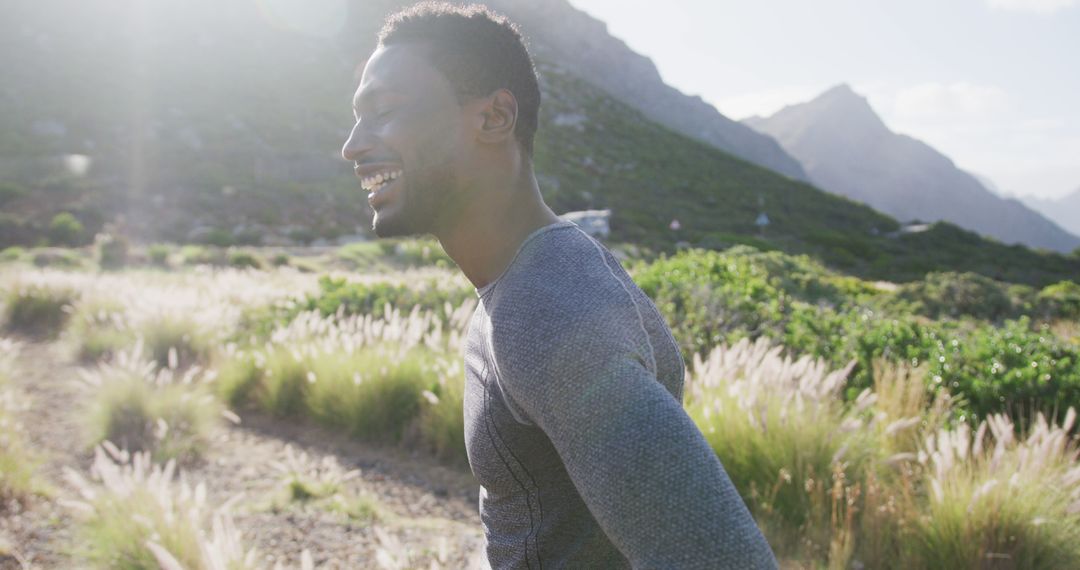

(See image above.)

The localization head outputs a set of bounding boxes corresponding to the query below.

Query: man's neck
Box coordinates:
[436,170,559,290]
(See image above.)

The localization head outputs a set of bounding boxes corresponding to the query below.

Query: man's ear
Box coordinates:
[476,88,518,145]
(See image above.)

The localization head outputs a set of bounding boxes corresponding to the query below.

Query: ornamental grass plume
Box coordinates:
[913,408,1080,568]
[216,301,472,457]
[685,336,1080,568]
[63,443,257,569]
[79,343,230,463]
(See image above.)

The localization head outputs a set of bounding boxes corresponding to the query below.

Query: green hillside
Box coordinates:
[1,0,1077,286]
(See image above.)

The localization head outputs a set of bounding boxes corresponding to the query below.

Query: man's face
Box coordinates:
[342,44,469,237]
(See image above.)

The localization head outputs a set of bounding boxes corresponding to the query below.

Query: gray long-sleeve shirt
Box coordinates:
[463,221,777,569]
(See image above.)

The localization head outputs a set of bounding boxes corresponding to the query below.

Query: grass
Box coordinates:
[216,305,470,458]
[0,338,37,510]
[264,445,388,525]
[2,283,76,339]
[64,445,258,569]
[81,346,222,463]
[684,337,1080,568]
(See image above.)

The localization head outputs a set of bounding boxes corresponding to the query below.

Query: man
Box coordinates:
[342,3,777,568]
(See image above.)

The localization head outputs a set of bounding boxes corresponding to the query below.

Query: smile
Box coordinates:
[360,169,402,192]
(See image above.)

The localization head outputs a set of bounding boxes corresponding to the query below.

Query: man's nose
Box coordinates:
[342,119,375,162]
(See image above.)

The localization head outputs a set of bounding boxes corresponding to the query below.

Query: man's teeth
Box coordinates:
[361,169,402,192]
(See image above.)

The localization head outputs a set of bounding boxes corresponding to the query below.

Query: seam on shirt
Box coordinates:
[482,360,545,570]
[577,227,658,375]
[482,311,534,426]
[637,290,688,400]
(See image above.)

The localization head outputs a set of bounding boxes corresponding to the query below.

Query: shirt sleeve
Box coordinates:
[491,304,778,569]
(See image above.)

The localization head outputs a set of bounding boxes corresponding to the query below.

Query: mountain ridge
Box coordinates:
[745,84,1080,253]
[1021,188,1080,239]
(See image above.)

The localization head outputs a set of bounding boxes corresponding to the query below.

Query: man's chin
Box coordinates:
[372,212,420,238]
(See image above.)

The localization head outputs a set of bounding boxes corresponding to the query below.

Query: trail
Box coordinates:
[1,340,486,569]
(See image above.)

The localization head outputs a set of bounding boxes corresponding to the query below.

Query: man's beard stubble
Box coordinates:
[372,161,458,239]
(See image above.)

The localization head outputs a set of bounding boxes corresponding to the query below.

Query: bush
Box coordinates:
[146,244,172,268]
[892,271,1018,321]
[31,247,83,268]
[1037,280,1080,321]
[82,352,220,463]
[305,276,471,320]
[48,212,84,246]
[270,252,291,267]
[178,245,226,267]
[2,284,76,339]
[94,231,129,270]
[0,246,25,263]
[227,249,263,270]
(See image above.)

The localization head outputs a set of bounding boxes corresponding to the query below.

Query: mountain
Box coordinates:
[482,0,809,182]
[744,84,1080,253]
[1022,188,1080,240]
[2,1,1078,286]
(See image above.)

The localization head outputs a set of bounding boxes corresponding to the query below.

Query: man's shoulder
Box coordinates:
[488,223,632,315]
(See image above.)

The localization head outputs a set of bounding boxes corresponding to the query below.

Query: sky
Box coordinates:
[566,0,1080,200]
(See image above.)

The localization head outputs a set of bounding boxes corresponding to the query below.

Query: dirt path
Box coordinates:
[1,341,487,569]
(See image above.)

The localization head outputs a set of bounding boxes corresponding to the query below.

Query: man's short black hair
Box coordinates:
[378,2,541,157]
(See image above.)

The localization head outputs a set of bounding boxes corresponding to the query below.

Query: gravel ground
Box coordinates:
[0,341,488,569]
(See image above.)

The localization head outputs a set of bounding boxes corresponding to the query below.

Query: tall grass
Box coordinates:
[2,282,76,339]
[80,345,224,463]
[216,303,472,457]
[912,410,1080,568]
[0,338,36,509]
[685,337,1080,568]
[63,444,258,569]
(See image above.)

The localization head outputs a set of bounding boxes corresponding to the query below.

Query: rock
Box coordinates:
[561,209,611,239]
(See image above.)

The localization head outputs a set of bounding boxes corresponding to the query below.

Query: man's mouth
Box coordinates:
[360,168,403,193]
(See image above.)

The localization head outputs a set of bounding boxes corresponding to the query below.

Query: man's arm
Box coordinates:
[492,314,778,569]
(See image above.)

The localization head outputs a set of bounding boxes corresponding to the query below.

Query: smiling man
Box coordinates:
[341,3,776,568]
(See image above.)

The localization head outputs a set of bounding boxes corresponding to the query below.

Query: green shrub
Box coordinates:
[146,244,172,268]
[31,248,83,268]
[892,271,1018,321]
[227,249,263,270]
[2,285,76,339]
[94,231,128,270]
[270,252,291,267]
[1037,280,1080,321]
[201,228,234,247]
[0,183,27,206]
[178,245,226,266]
[48,212,84,246]
[0,246,26,263]
[305,276,471,319]
[631,247,1080,424]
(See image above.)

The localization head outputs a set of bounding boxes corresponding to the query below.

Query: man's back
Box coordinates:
[463,221,777,569]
